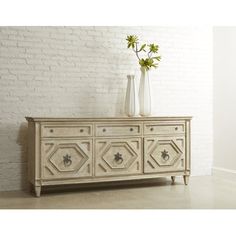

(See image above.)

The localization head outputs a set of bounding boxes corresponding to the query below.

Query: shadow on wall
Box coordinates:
[16,122,29,191]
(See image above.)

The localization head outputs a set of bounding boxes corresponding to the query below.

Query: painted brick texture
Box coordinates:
[0,27,213,191]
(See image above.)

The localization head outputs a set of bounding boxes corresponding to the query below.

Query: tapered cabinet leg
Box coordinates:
[171,176,176,184]
[183,175,189,185]
[35,186,41,197]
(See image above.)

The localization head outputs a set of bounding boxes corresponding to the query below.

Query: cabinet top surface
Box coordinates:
[25,116,192,122]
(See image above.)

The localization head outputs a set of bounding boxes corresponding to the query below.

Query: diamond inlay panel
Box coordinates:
[102,143,137,169]
[41,139,92,179]
[50,146,87,172]
[95,138,142,176]
[150,140,182,166]
[144,137,185,173]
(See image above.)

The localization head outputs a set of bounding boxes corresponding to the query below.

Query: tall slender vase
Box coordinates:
[125,75,139,117]
[139,67,151,116]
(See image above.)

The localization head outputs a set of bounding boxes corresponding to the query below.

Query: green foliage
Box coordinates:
[138,44,146,52]
[153,56,161,61]
[126,35,161,71]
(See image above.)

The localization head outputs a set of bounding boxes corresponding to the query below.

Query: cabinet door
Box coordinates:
[41,139,92,179]
[95,138,142,177]
[144,136,185,173]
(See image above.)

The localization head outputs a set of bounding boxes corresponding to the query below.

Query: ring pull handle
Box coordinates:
[114,152,123,164]
[175,127,178,131]
[130,128,133,132]
[150,127,154,131]
[80,129,84,133]
[63,154,72,166]
[103,128,106,132]
[161,150,170,161]
[50,129,54,133]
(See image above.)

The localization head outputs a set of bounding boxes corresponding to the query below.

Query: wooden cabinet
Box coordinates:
[26,117,191,197]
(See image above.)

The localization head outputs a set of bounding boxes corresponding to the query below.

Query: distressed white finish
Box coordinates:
[26,116,191,197]
[0,27,212,191]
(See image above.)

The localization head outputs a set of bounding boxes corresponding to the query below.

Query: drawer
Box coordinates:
[41,139,93,179]
[95,138,142,177]
[144,122,185,135]
[95,123,142,136]
[41,123,93,138]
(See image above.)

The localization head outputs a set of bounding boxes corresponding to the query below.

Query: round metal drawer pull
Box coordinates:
[130,128,133,132]
[102,128,106,132]
[175,127,178,131]
[80,129,84,133]
[114,152,123,164]
[150,127,154,131]
[161,150,170,161]
[50,129,54,133]
[63,154,72,167]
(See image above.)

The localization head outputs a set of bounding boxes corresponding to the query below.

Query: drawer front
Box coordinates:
[95,138,142,177]
[144,122,185,135]
[41,139,93,179]
[95,123,142,137]
[41,123,93,138]
[144,136,185,173]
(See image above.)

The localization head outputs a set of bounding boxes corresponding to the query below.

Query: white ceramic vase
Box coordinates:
[125,74,139,117]
[139,67,151,116]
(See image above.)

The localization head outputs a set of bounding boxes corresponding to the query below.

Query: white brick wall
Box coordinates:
[0,27,213,191]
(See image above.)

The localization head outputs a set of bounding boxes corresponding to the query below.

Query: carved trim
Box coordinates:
[98,163,107,172]
[147,160,155,169]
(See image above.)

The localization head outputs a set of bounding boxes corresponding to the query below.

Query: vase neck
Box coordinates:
[127,74,135,80]
[140,67,148,75]
[140,67,149,79]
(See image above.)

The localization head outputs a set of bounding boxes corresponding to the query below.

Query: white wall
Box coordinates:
[213,27,236,178]
[0,27,213,191]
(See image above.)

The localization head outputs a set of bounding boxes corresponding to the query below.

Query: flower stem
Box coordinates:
[134,43,140,60]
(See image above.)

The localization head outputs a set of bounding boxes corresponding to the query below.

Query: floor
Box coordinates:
[0,176,236,209]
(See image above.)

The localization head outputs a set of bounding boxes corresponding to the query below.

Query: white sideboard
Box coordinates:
[26,117,191,197]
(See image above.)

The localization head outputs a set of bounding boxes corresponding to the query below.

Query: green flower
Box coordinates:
[126,35,139,48]
[149,44,159,53]
[139,58,158,70]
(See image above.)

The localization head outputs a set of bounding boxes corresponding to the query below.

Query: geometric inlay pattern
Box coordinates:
[95,138,142,177]
[49,144,88,172]
[150,140,182,167]
[41,139,92,179]
[101,142,138,169]
[144,137,185,173]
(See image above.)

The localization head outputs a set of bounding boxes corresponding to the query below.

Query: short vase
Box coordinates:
[139,67,151,116]
[125,74,139,117]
